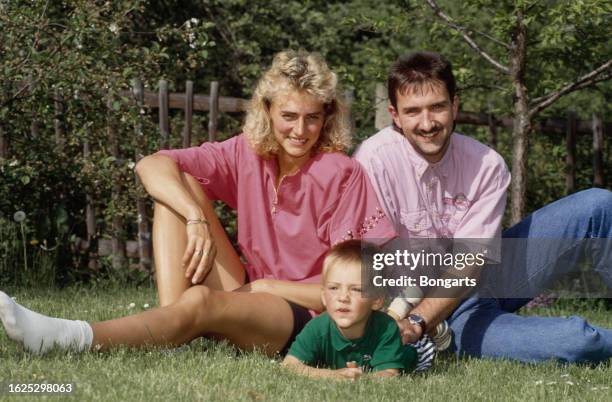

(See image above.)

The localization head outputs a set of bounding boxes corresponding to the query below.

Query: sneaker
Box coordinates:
[431,320,452,351]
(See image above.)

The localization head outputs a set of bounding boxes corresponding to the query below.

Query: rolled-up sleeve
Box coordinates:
[156,136,240,208]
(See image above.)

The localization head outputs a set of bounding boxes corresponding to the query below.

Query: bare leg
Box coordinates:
[91,286,295,355]
[153,173,245,306]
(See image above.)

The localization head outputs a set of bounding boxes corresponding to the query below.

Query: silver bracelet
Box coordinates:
[186,218,209,226]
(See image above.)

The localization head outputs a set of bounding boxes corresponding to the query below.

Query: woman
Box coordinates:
[0,50,395,356]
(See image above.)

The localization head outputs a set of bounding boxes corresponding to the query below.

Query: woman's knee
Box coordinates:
[175,285,227,328]
[178,285,214,310]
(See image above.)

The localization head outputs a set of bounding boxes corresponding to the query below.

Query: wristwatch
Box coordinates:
[407,313,427,334]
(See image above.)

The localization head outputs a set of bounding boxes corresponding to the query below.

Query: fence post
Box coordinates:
[487,100,498,149]
[208,81,219,142]
[133,79,152,272]
[159,80,170,149]
[29,76,39,139]
[0,124,7,159]
[565,110,576,195]
[592,114,604,187]
[344,89,355,131]
[375,83,392,130]
[54,89,65,151]
[107,96,126,270]
[83,133,98,270]
[183,80,194,148]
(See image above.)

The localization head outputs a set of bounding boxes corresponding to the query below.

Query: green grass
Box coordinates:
[1,287,611,401]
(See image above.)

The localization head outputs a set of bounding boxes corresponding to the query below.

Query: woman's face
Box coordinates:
[269,89,325,170]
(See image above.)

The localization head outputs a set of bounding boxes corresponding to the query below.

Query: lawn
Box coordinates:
[1,286,610,401]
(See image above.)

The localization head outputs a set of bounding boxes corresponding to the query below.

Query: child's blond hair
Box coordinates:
[322,240,378,283]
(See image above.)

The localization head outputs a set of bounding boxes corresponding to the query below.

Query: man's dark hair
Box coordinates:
[387,51,456,108]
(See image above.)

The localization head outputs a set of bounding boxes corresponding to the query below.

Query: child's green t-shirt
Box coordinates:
[288,310,417,372]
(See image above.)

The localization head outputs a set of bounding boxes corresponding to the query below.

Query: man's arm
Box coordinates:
[395,297,462,343]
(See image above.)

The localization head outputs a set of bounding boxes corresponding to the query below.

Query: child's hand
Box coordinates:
[336,361,362,380]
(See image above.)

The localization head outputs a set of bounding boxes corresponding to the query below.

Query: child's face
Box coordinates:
[321,262,383,339]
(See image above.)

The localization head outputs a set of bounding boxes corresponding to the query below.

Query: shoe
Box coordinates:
[431,320,452,351]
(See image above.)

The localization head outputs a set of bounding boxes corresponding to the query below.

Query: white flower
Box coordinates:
[190,18,199,24]
[143,303,150,309]
[109,23,119,34]
[188,32,196,48]
[127,161,136,170]
[13,211,26,223]
[128,302,136,309]
[8,160,19,167]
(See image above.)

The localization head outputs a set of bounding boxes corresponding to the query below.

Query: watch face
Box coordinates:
[408,314,424,324]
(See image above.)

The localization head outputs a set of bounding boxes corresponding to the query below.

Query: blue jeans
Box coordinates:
[448,188,612,363]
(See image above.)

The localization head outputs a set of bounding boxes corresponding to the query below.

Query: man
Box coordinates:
[354,51,612,363]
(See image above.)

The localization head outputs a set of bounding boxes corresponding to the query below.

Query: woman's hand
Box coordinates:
[182,219,217,284]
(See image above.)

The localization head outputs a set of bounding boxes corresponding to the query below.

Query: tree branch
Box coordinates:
[529,59,612,117]
[424,0,510,74]
[470,28,512,50]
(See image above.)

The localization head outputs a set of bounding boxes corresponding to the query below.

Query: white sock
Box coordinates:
[0,291,93,354]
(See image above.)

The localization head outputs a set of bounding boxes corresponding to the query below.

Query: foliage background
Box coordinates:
[0,0,610,285]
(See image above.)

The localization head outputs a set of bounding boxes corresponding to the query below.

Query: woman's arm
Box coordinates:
[135,154,204,220]
[282,355,362,380]
[135,154,215,282]
[237,280,323,312]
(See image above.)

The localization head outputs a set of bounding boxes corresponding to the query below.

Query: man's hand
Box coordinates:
[397,318,423,344]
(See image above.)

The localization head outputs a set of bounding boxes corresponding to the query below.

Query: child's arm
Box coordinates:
[282,355,363,380]
[372,368,399,378]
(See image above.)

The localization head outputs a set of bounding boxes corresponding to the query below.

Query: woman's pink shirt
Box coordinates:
[157,134,396,283]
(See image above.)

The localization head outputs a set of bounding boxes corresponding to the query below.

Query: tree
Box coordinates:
[422,0,612,223]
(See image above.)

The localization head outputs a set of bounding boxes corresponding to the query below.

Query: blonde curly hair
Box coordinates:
[243,50,352,158]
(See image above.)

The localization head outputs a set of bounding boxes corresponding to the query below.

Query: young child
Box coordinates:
[282,240,435,379]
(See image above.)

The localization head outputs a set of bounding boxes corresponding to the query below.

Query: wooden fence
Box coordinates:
[1,80,608,271]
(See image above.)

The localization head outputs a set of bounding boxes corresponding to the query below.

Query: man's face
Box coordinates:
[389,82,459,163]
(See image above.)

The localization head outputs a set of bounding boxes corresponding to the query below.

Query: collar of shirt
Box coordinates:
[329,314,374,352]
[263,152,319,183]
[392,125,453,179]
